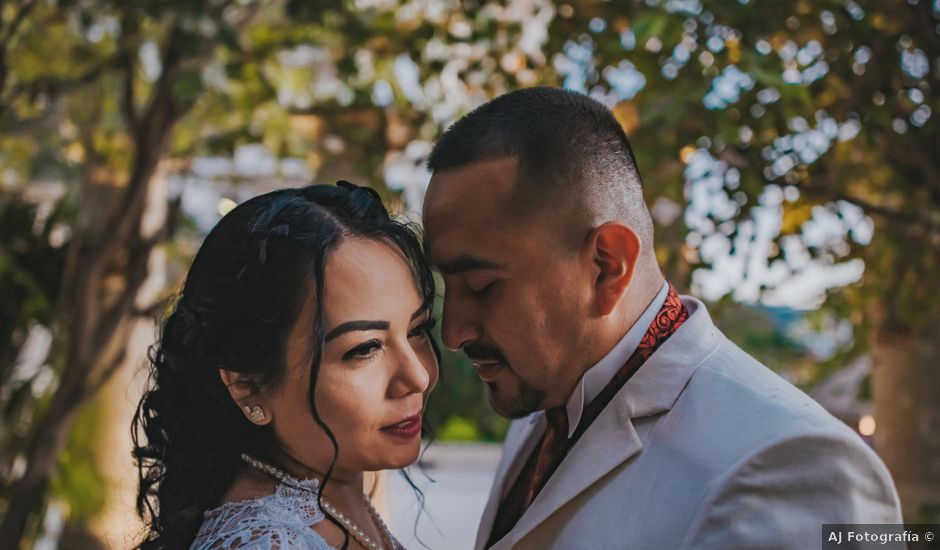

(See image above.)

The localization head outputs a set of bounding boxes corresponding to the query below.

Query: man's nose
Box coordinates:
[440,291,481,351]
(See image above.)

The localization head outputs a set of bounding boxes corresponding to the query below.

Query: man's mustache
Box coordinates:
[462,342,507,364]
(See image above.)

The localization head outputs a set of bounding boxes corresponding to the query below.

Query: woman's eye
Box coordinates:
[343,340,383,361]
[409,318,437,339]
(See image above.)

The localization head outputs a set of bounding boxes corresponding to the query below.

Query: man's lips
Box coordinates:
[472,361,506,382]
[380,414,422,439]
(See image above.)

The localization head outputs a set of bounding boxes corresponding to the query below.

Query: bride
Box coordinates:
[132,182,440,549]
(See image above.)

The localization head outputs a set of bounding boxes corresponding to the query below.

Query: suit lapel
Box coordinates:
[500,388,642,547]
[486,296,722,549]
[475,414,544,550]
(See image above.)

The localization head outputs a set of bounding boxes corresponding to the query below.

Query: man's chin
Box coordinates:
[486,381,546,419]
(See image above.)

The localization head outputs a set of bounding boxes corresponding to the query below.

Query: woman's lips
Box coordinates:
[380,415,422,439]
[474,361,505,382]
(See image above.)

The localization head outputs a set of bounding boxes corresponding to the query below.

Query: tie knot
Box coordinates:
[545,407,568,435]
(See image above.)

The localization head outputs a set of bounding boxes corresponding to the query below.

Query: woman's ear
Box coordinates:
[220,369,272,426]
[584,222,641,316]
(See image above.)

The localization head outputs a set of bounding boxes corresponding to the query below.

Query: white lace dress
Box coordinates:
[191,476,336,549]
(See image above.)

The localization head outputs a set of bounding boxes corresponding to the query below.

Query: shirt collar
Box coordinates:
[562,281,670,438]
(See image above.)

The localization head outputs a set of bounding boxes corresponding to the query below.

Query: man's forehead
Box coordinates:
[422,196,509,272]
[426,159,517,229]
[426,157,517,202]
[423,156,532,268]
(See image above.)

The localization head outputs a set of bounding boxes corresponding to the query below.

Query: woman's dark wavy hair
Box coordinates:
[131,182,439,549]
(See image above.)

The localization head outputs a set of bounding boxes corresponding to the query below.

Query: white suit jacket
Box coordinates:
[476,297,901,550]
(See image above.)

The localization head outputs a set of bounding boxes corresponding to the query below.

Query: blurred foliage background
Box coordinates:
[1,0,938,546]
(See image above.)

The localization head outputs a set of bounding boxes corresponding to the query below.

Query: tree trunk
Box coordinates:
[0,385,85,548]
[90,170,171,546]
[0,113,177,550]
[871,313,940,519]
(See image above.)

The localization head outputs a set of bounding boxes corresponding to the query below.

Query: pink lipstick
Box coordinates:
[381,415,422,439]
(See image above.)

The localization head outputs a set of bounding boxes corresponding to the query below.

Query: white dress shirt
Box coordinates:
[562,281,669,437]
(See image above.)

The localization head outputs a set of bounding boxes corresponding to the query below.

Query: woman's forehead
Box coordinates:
[322,238,423,320]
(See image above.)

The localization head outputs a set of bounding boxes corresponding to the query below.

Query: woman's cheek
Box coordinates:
[316,366,382,421]
[419,344,440,393]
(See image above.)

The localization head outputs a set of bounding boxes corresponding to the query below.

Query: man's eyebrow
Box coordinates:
[436,254,504,275]
[324,320,389,342]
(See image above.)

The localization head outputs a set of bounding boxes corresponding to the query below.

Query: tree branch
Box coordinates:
[86,334,130,395]
[88,25,185,270]
[0,0,38,44]
[800,182,940,239]
[0,54,121,111]
[886,134,940,207]
[726,143,940,239]
[120,51,138,132]
[912,1,940,61]
[0,0,39,93]
[88,230,157,368]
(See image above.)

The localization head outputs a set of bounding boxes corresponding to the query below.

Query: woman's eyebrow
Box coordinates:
[324,320,389,341]
[411,305,430,321]
[325,305,430,341]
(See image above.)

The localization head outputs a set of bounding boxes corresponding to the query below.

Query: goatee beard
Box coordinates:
[487,380,546,419]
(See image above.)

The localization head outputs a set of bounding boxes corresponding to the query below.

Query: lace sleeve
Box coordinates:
[191,489,334,550]
[192,513,335,549]
[195,522,317,549]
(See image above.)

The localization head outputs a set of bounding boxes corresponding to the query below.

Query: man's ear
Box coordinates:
[219,369,272,426]
[583,222,641,316]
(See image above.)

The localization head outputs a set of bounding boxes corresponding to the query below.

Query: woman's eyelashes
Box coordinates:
[408,317,436,339]
[341,317,436,362]
[343,339,383,361]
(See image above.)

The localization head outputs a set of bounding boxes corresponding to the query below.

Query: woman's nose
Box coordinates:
[389,344,432,398]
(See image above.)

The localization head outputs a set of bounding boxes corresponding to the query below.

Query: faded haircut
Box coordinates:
[427,87,654,252]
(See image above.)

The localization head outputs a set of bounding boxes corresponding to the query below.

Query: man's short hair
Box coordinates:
[427,87,654,251]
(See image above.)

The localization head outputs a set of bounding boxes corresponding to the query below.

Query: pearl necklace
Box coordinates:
[240,453,396,550]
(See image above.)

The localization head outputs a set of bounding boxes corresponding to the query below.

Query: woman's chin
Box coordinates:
[371,442,422,471]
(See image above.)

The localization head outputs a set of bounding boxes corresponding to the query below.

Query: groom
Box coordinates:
[421,87,902,549]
